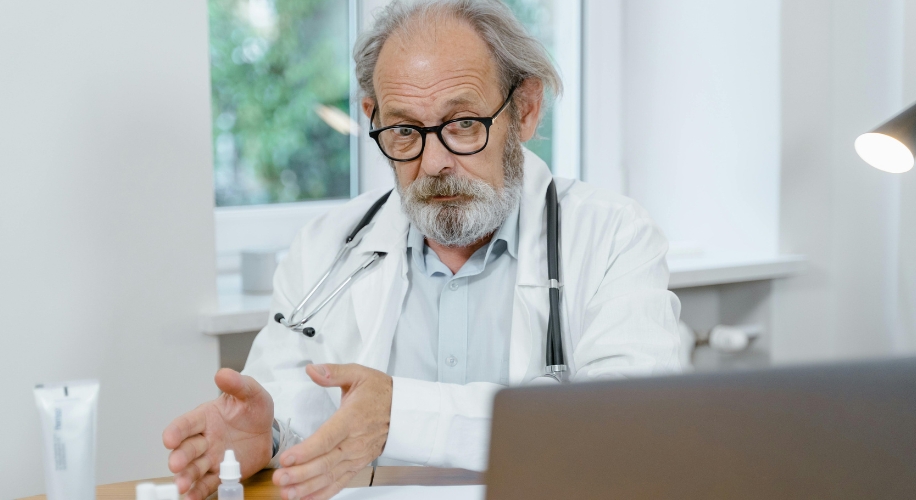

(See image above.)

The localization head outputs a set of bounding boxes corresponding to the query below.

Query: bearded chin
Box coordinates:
[398,123,525,248]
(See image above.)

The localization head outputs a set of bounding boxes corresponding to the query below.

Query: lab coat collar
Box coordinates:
[347,187,410,371]
[353,187,410,258]
[507,148,555,384]
[514,148,553,287]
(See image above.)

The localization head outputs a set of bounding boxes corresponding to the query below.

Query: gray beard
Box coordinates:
[397,118,525,247]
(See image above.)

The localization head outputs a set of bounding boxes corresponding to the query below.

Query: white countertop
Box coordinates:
[200,254,806,336]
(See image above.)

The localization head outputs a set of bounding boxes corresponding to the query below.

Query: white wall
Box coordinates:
[623,0,781,256]
[0,1,220,497]
[581,0,625,193]
[773,0,913,363]
[899,0,916,353]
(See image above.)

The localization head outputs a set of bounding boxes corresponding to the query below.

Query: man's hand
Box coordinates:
[272,364,392,500]
[162,368,275,500]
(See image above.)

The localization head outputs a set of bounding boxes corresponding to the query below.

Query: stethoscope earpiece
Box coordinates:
[303,327,316,338]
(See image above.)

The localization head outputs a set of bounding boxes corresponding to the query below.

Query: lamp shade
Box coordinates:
[855,101,916,173]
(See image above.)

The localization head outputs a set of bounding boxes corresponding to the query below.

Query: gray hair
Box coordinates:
[354,0,562,109]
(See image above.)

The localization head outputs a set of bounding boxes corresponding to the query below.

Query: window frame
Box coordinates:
[213,0,589,273]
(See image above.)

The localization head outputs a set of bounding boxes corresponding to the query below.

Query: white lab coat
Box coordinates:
[242,149,682,471]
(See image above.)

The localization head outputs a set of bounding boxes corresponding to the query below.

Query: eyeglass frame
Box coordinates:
[368,83,518,162]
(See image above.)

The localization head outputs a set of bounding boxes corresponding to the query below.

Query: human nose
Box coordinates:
[418,131,458,176]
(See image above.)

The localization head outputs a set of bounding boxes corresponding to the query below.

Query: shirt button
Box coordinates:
[446,355,458,367]
[448,281,459,291]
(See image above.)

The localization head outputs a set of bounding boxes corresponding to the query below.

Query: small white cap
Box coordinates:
[220,449,242,481]
[709,325,751,353]
[135,483,156,500]
[154,484,179,500]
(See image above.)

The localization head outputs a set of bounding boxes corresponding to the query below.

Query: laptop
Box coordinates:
[486,359,916,499]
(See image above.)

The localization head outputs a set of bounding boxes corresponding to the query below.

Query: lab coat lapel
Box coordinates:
[509,149,554,385]
[348,189,410,372]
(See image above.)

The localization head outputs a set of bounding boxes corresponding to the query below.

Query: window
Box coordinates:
[210,0,582,271]
[208,0,356,207]
[504,0,582,179]
[503,0,556,168]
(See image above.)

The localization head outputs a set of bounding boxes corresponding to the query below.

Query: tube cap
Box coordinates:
[154,484,179,500]
[136,483,156,500]
[220,449,242,481]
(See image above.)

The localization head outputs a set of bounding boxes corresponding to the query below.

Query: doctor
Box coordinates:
[163,1,681,499]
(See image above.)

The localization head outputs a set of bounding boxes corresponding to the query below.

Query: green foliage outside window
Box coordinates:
[208,0,558,207]
[209,0,351,207]
[502,0,556,169]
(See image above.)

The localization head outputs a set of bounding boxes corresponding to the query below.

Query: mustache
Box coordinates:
[406,174,492,202]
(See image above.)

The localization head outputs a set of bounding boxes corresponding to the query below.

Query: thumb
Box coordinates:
[214,367,257,401]
[306,363,361,388]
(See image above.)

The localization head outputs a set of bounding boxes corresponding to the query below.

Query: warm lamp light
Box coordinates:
[855,101,916,173]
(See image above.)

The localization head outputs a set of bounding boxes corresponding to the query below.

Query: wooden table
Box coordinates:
[19,466,484,499]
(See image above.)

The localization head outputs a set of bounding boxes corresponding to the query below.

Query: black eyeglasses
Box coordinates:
[368,84,517,162]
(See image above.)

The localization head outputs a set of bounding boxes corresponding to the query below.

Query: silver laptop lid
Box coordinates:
[487,359,916,500]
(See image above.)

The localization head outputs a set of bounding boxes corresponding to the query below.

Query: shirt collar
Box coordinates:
[494,200,520,260]
[406,200,520,276]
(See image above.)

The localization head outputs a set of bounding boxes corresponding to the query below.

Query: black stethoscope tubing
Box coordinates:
[275,181,566,378]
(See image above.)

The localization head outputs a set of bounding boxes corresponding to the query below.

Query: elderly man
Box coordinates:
[163,1,681,499]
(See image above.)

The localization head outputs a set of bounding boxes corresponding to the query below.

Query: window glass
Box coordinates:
[503,0,557,170]
[208,0,352,207]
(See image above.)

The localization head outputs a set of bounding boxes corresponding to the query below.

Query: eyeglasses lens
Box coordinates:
[378,120,488,160]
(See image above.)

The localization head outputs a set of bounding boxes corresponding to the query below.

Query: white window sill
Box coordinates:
[200,254,807,336]
[200,274,273,336]
[667,253,806,289]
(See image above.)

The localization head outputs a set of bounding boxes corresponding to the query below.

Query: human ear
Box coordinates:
[515,78,544,142]
[362,97,377,123]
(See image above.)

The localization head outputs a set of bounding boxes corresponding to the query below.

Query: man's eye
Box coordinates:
[395,127,414,137]
[457,120,475,129]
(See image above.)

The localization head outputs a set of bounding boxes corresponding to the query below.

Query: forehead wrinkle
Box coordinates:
[378,75,489,106]
[380,88,492,125]
[377,76,496,123]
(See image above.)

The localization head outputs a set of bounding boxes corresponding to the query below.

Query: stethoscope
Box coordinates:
[274,181,567,381]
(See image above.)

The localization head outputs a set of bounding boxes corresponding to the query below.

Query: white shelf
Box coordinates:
[200,254,807,336]
[668,254,806,289]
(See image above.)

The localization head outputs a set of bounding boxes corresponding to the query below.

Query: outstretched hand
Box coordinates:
[162,368,275,500]
[272,363,393,500]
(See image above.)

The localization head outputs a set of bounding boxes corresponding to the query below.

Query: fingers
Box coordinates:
[305,470,357,500]
[162,407,208,450]
[167,434,208,473]
[281,460,358,500]
[273,446,343,487]
[214,368,250,399]
[279,413,349,467]
[306,363,364,388]
[184,471,221,500]
[174,453,213,493]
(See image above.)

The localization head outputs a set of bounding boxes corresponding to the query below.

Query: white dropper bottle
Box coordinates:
[218,449,244,500]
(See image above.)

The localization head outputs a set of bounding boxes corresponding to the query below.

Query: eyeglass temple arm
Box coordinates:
[492,83,520,121]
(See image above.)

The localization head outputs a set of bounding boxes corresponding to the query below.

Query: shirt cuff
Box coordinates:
[266,418,303,469]
[380,376,441,465]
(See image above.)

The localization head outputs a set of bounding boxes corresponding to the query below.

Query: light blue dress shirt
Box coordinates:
[388,204,519,386]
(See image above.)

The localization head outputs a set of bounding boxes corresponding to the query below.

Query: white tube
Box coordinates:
[34,379,99,500]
